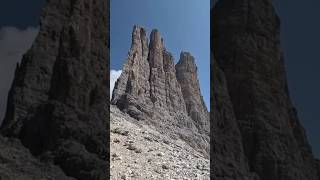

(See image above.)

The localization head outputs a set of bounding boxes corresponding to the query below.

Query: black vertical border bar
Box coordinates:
[210,0,215,179]
[106,0,111,178]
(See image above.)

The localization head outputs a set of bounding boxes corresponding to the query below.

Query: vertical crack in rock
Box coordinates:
[212,0,320,179]
[163,50,187,115]
[0,0,109,179]
[148,29,166,107]
[112,26,210,157]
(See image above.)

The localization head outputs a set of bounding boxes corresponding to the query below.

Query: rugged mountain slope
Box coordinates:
[212,0,320,179]
[110,105,209,179]
[0,136,75,180]
[0,0,109,179]
[112,26,210,157]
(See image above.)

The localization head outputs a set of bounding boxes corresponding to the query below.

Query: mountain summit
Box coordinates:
[111,25,210,156]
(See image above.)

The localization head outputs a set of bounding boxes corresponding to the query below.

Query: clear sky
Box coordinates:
[111,0,210,109]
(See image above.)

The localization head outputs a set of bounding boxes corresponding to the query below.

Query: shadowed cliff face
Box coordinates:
[112,26,210,157]
[0,0,109,179]
[212,0,320,179]
[211,55,259,180]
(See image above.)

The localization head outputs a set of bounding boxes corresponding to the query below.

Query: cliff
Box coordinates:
[212,0,320,179]
[0,0,109,179]
[111,26,210,157]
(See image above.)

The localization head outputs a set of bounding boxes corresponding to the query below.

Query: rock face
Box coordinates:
[112,26,210,156]
[176,52,210,134]
[212,0,320,179]
[211,56,258,180]
[0,0,109,179]
[111,26,152,118]
[112,26,187,119]
[0,136,75,180]
[316,159,320,178]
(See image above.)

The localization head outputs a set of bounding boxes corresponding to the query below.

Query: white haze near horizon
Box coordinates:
[110,70,122,100]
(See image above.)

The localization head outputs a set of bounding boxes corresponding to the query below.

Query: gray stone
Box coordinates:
[211,56,256,180]
[0,0,109,179]
[111,26,210,157]
[111,25,153,118]
[212,0,320,179]
[110,105,210,179]
[176,52,210,134]
[0,136,75,180]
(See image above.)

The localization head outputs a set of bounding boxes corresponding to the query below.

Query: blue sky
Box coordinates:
[111,0,210,109]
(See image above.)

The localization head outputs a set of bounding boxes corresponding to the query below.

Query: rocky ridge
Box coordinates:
[176,52,210,135]
[0,0,109,179]
[111,26,210,157]
[211,0,320,179]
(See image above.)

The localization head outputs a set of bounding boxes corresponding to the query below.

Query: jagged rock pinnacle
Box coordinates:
[176,52,210,134]
[112,26,209,156]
